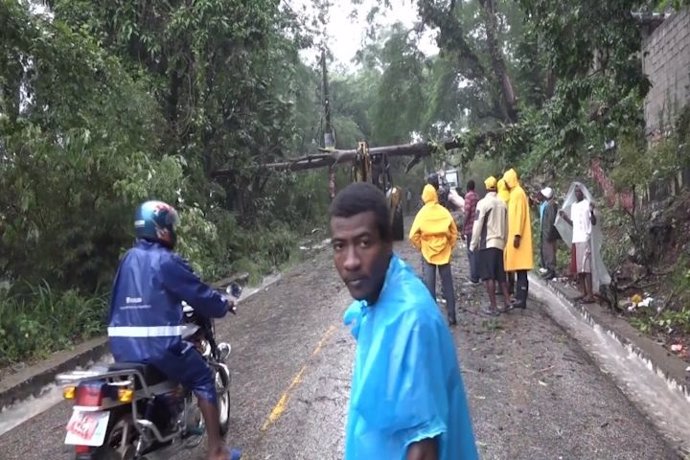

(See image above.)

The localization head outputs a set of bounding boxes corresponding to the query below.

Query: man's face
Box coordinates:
[575,188,584,201]
[330,211,392,304]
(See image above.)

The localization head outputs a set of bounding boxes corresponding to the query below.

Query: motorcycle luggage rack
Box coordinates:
[57,369,155,397]
[57,369,194,445]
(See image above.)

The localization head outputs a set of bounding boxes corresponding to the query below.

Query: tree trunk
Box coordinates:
[478,0,518,122]
[212,139,461,176]
[545,69,557,99]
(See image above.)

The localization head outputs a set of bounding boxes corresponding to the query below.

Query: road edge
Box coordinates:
[0,267,292,413]
[0,336,109,411]
[528,273,690,455]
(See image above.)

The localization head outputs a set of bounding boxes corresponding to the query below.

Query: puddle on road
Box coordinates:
[0,273,281,437]
[531,281,690,454]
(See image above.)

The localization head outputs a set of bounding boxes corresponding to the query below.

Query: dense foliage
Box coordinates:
[0,0,331,364]
[2,0,690,364]
[347,0,687,179]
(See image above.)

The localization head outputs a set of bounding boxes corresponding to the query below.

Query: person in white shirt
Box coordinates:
[559,186,597,302]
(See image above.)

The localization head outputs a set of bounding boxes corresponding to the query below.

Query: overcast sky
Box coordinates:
[293,0,438,69]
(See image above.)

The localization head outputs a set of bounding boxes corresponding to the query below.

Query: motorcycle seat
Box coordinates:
[108,362,167,388]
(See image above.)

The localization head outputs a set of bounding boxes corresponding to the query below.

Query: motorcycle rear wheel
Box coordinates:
[90,413,136,460]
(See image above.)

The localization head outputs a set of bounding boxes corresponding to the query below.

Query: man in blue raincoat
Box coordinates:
[329,183,479,460]
[108,200,239,460]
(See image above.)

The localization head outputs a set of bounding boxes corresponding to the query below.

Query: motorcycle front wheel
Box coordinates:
[215,368,231,435]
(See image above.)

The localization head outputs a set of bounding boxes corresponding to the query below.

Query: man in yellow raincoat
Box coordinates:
[503,168,533,309]
[497,177,514,296]
[409,184,459,325]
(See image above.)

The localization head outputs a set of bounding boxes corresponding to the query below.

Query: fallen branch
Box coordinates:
[562,354,585,365]
[529,365,555,376]
[210,138,460,177]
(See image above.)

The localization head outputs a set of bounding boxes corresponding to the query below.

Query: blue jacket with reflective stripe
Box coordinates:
[108,240,227,362]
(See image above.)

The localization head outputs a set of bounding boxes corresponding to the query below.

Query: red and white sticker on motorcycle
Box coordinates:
[64,410,110,446]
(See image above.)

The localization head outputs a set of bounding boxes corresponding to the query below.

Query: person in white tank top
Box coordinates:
[559,186,597,302]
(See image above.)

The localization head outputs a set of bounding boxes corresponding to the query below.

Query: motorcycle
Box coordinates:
[56,283,243,460]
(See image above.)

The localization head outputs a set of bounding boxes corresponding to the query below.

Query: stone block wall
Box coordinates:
[643,8,690,137]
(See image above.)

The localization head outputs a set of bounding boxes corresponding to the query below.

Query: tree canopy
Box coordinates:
[2,0,690,364]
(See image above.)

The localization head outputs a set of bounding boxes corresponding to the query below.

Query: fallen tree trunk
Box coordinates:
[210,138,462,177]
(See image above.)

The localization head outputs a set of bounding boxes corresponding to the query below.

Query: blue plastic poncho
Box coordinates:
[343,255,478,460]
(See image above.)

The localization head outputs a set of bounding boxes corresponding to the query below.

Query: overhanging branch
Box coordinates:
[211,138,462,177]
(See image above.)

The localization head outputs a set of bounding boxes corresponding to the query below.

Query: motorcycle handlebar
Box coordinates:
[224,282,242,315]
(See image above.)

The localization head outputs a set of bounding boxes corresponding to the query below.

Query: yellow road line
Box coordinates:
[260,324,337,432]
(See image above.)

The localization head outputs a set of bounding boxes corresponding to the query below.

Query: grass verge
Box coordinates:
[0,283,107,368]
[0,224,325,369]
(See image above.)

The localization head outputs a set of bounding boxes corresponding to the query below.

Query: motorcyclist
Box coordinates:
[107,200,238,460]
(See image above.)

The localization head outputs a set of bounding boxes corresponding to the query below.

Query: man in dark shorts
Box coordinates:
[470,176,512,316]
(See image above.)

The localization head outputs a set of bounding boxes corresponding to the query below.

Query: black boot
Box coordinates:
[511,272,528,308]
[447,305,457,326]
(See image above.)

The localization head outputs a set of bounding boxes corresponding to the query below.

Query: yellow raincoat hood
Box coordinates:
[409,185,458,264]
[497,179,510,203]
[422,184,438,204]
[503,168,519,189]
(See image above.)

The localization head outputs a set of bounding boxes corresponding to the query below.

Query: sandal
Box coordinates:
[481,306,500,317]
[214,447,242,460]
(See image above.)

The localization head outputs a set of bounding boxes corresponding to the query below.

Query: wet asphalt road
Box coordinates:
[0,234,680,459]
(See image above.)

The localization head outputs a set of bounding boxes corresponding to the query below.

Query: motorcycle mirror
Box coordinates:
[226,282,242,300]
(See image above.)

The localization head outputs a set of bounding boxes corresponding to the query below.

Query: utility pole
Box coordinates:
[321,46,335,150]
[321,46,337,200]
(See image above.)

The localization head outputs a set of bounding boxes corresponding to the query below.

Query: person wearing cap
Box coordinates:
[470,176,512,315]
[540,187,559,280]
[502,168,533,309]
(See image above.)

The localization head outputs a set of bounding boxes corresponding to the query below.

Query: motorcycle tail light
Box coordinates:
[75,445,91,455]
[63,385,76,400]
[75,382,104,407]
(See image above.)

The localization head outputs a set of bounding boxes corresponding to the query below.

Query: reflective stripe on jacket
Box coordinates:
[108,240,227,362]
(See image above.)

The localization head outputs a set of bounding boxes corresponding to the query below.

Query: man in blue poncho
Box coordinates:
[330,182,479,460]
